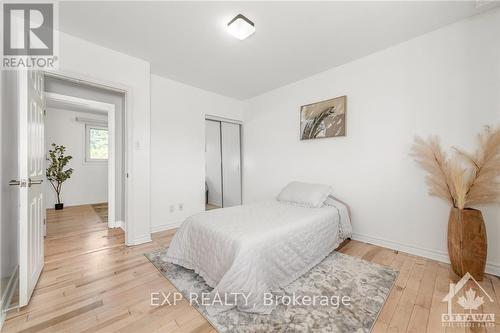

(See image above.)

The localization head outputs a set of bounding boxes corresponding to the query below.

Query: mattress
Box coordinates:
[165,199,352,314]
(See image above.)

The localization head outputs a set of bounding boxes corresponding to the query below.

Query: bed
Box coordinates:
[165,182,352,315]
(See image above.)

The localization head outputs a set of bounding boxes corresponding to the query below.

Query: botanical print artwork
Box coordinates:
[300,96,346,140]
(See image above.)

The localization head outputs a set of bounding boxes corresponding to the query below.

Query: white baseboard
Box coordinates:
[129,234,152,245]
[151,221,183,233]
[110,220,125,231]
[0,265,19,330]
[352,233,500,277]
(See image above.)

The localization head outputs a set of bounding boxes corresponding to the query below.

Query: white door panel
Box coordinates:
[221,122,241,207]
[19,70,45,307]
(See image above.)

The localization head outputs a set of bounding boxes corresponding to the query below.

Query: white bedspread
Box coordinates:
[165,199,352,314]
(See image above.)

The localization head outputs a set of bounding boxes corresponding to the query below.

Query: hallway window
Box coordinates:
[86,125,108,161]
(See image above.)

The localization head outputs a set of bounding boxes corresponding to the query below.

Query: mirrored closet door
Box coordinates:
[205,119,241,210]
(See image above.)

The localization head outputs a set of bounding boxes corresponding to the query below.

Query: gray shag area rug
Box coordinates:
[145,248,397,333]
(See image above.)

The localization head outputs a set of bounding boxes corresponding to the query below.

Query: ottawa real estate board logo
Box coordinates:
[2,2,58,69]
[442,272,495,328]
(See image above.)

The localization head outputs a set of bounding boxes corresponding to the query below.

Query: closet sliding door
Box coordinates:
[221,122,241,207]
[205,120,223,208]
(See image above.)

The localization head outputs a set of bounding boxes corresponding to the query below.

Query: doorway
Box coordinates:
[44,92,117,230]
[0,69,132,319]
[41,75,127,263]
[205,118,242,210]
[2,69,131,311]
[43,73,127,229]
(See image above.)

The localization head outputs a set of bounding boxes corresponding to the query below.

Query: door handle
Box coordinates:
[9,180,20,186]
[28,178,43,187]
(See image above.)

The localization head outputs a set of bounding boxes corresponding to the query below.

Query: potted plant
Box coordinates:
[411,126,499,280]
[46,143,74,210]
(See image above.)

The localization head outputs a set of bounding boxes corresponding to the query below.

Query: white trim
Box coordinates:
[351,233,500,276]
[106,94,116,230]
[0,266,19,329]
[44,71,126,94]
[45,92,114,113]
[151,221,183,233]
[75,117,107,126]
[130,234,152,245]
[205,114,242,125]
[115,220,125,231]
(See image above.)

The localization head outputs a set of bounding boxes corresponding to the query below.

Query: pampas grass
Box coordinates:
[411,136,455,206]
[411,126,500,210]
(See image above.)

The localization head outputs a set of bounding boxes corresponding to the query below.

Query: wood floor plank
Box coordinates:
[17,300,103,333]
[477,278,500,333]
[371,320,389,333]
[415,260,439,309]
[377,254,416,326]
[426,265,450,333]
[4,206,499,333]
[407,304,430,333]
[388,257,424,332]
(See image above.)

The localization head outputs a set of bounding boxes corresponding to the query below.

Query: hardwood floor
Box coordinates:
[3,205,499,332]
[90,203,109,223]
[205,204,220,211]
[44,205,123,264]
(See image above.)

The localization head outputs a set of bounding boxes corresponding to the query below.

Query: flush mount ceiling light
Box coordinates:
[227,14,255,40]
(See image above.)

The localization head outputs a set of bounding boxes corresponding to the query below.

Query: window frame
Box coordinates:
[85,124,109,164]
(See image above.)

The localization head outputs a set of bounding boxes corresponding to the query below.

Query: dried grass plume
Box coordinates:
[411,126,500,209]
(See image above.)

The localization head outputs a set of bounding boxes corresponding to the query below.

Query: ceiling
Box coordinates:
[59,1,498,100]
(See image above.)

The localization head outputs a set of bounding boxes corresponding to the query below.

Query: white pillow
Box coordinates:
[277,181,332,208]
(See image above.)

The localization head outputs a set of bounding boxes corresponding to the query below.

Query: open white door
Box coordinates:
[18,70,45,307]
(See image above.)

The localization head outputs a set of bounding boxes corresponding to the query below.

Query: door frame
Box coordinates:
[44,92,118,229]
[43,70,133,244]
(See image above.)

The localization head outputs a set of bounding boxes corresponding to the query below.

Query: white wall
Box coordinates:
[44,109,108,208]
[242,9,500,275]
[150,75,244,232]
[205,120,222,207]
[53,32,151,245]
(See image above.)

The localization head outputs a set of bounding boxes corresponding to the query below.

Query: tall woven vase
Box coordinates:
[447,207,487,281]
